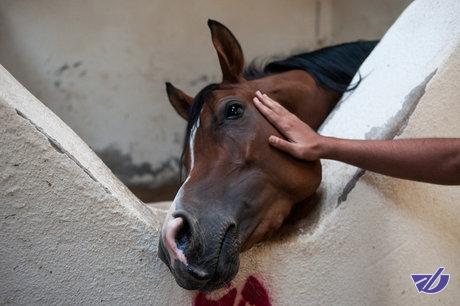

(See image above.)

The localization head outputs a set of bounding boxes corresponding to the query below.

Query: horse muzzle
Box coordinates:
[158,210,240,291]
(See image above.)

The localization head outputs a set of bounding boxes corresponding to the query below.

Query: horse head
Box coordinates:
[158,19,376,291]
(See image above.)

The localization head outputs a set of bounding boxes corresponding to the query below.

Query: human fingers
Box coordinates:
[254,97,298,140]
[268,136,302,158]
[255,91,287,115]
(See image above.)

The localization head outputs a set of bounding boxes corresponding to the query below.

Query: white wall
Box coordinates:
[0,0,410,201]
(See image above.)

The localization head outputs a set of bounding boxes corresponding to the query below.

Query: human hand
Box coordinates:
[254,92,460,185]
[253,91,325,161]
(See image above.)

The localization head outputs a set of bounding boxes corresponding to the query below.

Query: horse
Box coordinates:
[158,19,377,291]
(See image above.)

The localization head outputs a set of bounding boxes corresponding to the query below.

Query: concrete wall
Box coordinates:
[0,0,411,201]
[1,0,458,304]
[331,0,413,43]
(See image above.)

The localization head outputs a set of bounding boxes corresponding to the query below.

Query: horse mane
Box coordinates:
[179,40,378,179]
[244,40,378,92]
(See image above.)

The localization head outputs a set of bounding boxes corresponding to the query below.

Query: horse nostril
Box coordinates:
[164,217,189,265]
[175,217,192,251]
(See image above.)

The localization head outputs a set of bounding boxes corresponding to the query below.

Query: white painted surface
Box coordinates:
[0,65,183,304]
[1,0,459,304]
[0,0,409,191]
[317,0,460,220]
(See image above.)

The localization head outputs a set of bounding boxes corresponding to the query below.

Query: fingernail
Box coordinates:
[256,90,262,95]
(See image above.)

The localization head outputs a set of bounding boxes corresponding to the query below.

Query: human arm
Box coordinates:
[253,91,460,185]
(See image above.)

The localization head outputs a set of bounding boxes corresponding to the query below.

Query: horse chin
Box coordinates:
[160,224,241,291]
[199,225,240,291]
[200,243,240,291]
[174,248,240,292]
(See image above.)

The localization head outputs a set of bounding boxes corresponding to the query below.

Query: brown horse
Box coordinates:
[158,20,376,291]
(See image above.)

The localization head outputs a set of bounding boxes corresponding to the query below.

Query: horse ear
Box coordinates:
[208,19,244,83]
[165,82,193,120]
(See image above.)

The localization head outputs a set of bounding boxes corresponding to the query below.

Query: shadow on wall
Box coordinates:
[96,146,181,202]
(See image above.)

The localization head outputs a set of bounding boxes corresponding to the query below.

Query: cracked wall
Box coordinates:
[337,70,437,206]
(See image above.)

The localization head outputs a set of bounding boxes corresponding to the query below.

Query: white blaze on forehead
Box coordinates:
[188,112,201,172]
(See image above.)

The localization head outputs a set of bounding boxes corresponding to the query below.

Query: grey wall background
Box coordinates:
[0,0,411,201]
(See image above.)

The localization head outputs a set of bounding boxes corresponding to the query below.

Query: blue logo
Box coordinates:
[411,267,450,294]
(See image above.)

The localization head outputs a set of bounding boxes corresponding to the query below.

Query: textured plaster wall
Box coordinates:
[0,0,410,196]
[1,0,459,305]
[0,66,186,304]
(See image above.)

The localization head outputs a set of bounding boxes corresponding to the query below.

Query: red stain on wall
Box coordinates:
[240,276,271,306]
[194,275,271,306]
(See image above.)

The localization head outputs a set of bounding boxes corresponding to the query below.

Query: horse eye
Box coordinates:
[225,103,244,120]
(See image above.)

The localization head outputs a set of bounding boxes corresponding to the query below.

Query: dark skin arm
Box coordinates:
[253,91,460,185]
